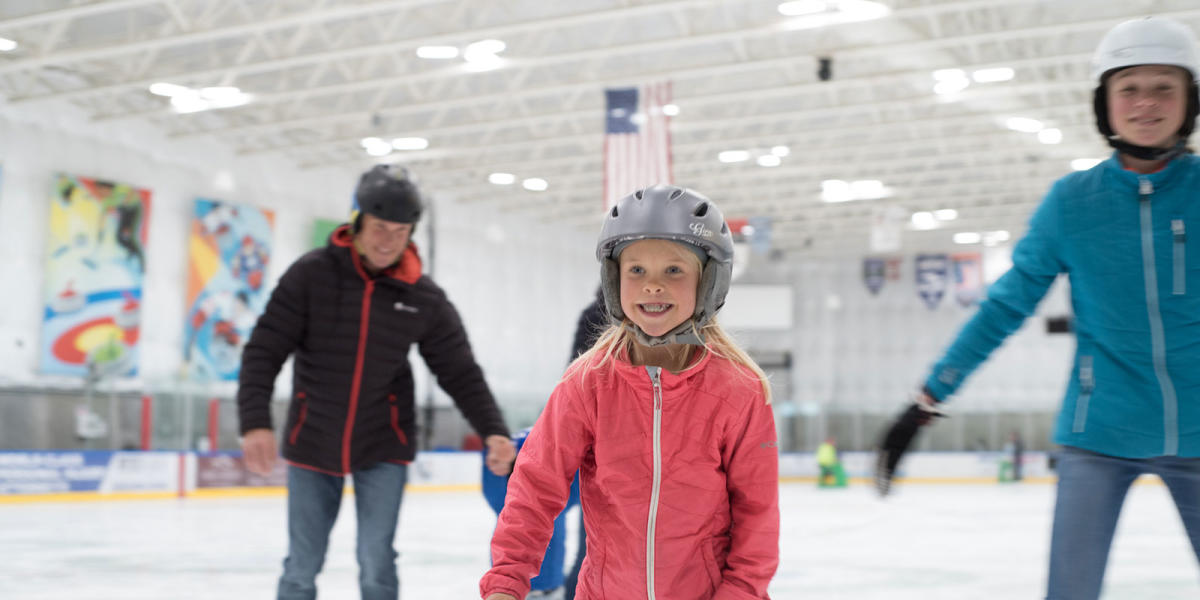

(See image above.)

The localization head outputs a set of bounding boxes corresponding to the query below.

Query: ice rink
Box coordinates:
[3,480,1198,599]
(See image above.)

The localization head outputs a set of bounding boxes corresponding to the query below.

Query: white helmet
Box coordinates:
[1091,17,1200,159]
[1091,16,1200,83]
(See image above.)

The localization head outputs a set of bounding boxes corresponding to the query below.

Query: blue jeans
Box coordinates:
[278,462,408,600]
[1046,446,1200,600]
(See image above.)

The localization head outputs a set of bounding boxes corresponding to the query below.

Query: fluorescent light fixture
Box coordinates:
[391,137,429,151]
[416,46,459,59]
[360,137,386,148]
[1037,128,1063,144]
[464,39,505,60]
[934,208,958,221]
[718,150,751,163]
[0,37,16,52]
[821,179,851,203]
[932,68,966,81]
[200,86,241,101]
[972,67,1014,83]
[1071,158,1103,171]
[910,211,938,230]
[661,104,680,116]
[850,179,887,199]
[1005,117,1043,133]
[169,86,253,112]
[934,79,970,95]
[778,0,826,16]
[779,0,889,30]
[522,178,548,191]
[757,155,782,167]
[365,144,392,157]
[771,145,790,157]
[149,82,188,97]
[488,173,516,185]
[984,230,1011,244]
[463,55,504,72]
[954,232,982,244]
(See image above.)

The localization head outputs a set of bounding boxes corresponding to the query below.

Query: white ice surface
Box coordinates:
[1,481,1197,599]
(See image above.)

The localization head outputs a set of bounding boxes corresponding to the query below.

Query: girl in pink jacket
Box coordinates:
[481,185,780,600]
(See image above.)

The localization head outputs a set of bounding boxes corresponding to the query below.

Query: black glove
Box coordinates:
[875,395,944,497]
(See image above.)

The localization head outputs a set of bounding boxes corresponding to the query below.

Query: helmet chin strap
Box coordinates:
[1108,136,1189,161]
[627,319,705,347]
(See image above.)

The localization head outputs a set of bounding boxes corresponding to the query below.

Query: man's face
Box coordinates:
[1107,65,1192,149]
[355,213,413,271]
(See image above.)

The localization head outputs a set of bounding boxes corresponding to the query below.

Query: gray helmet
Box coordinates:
[596,184,734,346]
[351,164,422,232]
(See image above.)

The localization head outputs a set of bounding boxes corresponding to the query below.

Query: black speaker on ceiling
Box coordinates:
[818,57,832,82]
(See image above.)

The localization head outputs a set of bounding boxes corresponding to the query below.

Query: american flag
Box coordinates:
[603,81,673,210]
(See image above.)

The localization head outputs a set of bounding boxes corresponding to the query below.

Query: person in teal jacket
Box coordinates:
[887,16,1200,600]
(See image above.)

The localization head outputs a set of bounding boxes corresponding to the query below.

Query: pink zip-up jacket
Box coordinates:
[480,349,779,600]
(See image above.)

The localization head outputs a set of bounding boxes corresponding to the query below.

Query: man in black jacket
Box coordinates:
[237,164,515,600]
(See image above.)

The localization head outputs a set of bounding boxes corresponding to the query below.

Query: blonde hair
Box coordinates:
[570,240,771,404]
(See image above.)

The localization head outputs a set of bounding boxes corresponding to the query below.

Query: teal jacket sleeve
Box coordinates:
[924,179,1067,401]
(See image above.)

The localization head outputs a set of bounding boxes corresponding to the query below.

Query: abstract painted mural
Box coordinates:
[183,199,274,381]
[41,174,152,377]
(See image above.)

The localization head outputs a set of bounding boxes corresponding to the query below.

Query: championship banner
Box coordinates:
[41,174,152,377]
[915,253,949,310]
[183,199,274,381]
[863,257,885,295]
[952,252,984,307]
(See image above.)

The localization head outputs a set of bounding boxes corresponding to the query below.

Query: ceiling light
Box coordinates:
[391,137,429,151]
[522,178,548,191]
[850,179,887,199]
[488,173,516,185]
[954,232,982,244]
[149,82,188,97]
[771,145,790,157]
[464,39,505,60]
[779,0,889,30]
[757,155,782,167]
[718,150,751,163]
[365,144,392,157]
[1071,158,1103,171]
[170,93,209,114]
[934,209,958,221]
[984,230,1011,244]
[661,104,680,116]
[360,137,386,148]
[1037,128,1063,144]
[778,0,826,16]
[416,46,459,59]
[200,86,241,101]
[821,179,851,203]
[933,79,970,95]
[972,67,1014,83]
[932,68,967,81]
[463,55,504,72]
[910,211,938,230]
[0,37,16,52]
[1005,117,1043,133]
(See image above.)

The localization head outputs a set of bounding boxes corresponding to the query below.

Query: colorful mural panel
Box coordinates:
[183,199,274,381]
[41,174,152,377]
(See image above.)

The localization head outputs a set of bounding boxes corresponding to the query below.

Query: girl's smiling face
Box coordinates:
[1107,64,1192,149]
[618,239,701,338]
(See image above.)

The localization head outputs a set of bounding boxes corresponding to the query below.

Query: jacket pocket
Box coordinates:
[288,392,308,445]
[1173,218,1186,295]
[388,394,408,446]
[1072,357,1094,433]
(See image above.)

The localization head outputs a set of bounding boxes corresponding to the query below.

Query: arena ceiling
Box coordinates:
[1,0,1198,253]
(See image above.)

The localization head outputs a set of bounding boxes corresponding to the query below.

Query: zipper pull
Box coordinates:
[1139,177,1153,197]
[1173,219,1186,242]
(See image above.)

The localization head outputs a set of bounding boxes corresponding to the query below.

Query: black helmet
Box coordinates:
[596,184,734,346]
[351,164,422,232]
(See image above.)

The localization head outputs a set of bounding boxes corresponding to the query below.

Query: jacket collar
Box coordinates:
[329,224,423,284]
[610,344,713,393]
[1101,150,1196,193]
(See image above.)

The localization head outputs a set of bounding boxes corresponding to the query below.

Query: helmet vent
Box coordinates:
[669,188,683,199]
[610,205,619,218]
[693,202,709,217]
[721,222,728,234]
[634,189,644,200]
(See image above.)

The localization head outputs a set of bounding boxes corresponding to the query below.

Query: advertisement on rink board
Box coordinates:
[0,451,177,495]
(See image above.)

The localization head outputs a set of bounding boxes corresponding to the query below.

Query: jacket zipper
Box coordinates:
[342,280,375,473]
[1072,356,1093,433]
[1138,177,1179,455]
[645,366,663,600]
[1173,218,1186,295]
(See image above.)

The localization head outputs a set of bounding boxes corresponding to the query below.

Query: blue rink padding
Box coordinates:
[482,428,580,592]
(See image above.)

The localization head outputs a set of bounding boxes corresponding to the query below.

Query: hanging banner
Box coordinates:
[952,252,984,307]
[311,218,341,249]
[183,199,274,381]
[41,174,152,377]
[915,253,949,310]
[885,256,902,281]
[863,257,885,295]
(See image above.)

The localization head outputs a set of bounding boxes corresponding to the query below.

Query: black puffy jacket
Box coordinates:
[237,225,509,474]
